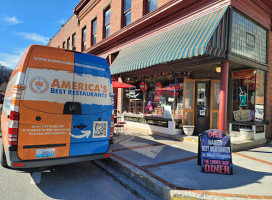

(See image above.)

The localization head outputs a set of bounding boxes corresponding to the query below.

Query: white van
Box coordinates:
[0,45,114,168]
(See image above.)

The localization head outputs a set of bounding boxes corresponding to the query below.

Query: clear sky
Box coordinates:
[0,0,80,69]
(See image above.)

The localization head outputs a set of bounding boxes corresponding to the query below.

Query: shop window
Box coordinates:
[82,26,86,51]
[121,72,190,121]
[91,18,97,45]
[72,33,76,50]
[104,6,111,38]
[122,0,131,27]
[231,9,268,64]
[232,69,265,123]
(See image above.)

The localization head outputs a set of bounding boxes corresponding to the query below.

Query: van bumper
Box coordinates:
[5,146,112,169]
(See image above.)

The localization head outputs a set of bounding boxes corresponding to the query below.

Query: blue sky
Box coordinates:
[0,0,80,69]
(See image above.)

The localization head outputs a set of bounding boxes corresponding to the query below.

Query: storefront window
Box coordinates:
[122,72,190,120]
[232,69,265,123]
[255,70,265,122]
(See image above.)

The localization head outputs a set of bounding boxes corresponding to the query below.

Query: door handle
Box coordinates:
[73,125,87,130]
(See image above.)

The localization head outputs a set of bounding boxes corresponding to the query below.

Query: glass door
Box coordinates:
[210,80,220,129]
[194,81,210,134]
[183,79,195,125]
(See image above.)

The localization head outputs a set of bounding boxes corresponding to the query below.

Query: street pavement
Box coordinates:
[0,148,140,200]
[102,131,272,200]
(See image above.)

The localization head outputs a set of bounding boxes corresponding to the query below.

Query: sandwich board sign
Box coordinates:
[198,129,233,175]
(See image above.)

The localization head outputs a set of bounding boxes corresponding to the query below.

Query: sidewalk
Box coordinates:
[101,130,272,200]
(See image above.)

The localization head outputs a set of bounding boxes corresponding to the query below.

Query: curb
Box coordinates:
[106,154,272,200]
[95,159,161,200]
[105,154,172,199]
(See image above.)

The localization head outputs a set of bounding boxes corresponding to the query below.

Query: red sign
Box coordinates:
[169,83,183,91]
[232,70,255,79]
[155,82,162,94]
[140,82,148,92]
[169,92,179,97]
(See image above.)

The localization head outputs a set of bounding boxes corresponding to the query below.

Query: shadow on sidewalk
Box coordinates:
[111,134,272,193]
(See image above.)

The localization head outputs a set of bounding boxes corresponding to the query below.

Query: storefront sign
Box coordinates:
[126,88,140,99]
[232,124,252,131]
[124,116,168,128]
[155,82,162,94]
[233,109,251,122]
[232,70,255,79]
[169,83,183,91]
[199,129,233,175]
[169,92,179,97]
[140,82,148,92]
[255,125,264,133]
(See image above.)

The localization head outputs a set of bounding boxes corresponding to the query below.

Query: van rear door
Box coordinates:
[69,53,112,156]
[18,46,74,160]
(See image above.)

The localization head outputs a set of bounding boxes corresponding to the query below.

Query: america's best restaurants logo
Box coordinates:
[29,76,49,94]
[50,79,108,98]
[30,77,108,98]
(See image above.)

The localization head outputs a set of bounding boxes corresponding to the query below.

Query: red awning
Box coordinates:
[112,81,135,88]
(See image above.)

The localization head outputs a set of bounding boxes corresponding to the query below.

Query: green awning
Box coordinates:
[110,7,229,75]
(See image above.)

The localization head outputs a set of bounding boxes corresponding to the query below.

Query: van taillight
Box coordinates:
[110,114,114,141]
[10,110,19,120]
[8,111,19,146]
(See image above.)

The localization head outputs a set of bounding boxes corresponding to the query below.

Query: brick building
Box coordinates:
[48,0,272,140]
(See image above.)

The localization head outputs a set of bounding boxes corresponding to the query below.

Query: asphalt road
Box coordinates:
[0,156,139,200]
[0,104,139,200]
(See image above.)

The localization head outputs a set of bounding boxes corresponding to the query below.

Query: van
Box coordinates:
[0,45,114,168]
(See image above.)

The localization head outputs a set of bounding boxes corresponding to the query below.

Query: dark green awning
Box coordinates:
[110,6,229,75]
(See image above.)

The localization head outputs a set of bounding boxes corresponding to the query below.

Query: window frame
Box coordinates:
[103,6,111,38]
[143,0,157,15]
[122,0,131,27]
[91,18,97,45]
[72,33,76,50]
[67,37,70,50]
[82,26,87,51]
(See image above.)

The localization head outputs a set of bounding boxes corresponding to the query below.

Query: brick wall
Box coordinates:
[266,30,272,140]
[49,0,171,52]
[48,14,79,49]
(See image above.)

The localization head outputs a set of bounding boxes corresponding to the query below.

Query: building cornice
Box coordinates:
[74,0,91,15]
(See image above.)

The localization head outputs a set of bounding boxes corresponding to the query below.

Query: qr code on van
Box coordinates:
[93,121,108,138]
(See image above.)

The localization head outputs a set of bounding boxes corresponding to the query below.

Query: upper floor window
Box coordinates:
[144,0,157,14]
[58,45,60,48]
[67,37,70,50]
[62,41,66,49]
[91,18,97,45]
[82,26,86,51]
[72,33,76,50]
[123,0,131,27]
[104,6,111,38]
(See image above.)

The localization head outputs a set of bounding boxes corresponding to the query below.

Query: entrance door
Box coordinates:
[195,82,210,134]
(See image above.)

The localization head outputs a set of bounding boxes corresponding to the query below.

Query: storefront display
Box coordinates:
[122,72,191,121]
[232,69,265,123]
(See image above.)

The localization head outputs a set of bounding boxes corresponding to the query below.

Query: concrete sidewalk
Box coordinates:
[101,131,272,200]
